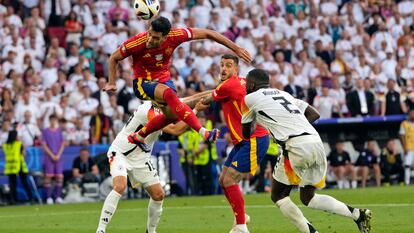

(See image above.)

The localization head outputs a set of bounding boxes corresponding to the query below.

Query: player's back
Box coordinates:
[120,28,193,83]
[110,102,162,156]
[243,88,318,142]
[213,76,268,145]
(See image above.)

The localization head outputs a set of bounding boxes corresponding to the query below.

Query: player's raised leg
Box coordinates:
[129,83,219,145]
[145,183,165,233]
[300,185,372,233]
[96,175,126,233]
[271,180,317,233]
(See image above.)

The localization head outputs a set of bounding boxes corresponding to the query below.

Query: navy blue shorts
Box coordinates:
[133,79,177,100]
[224,135,270,175]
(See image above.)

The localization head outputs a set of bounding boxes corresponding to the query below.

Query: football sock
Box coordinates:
[55,181,63,198]
[98,190,122,230]
[44,182,52,198]
[224,184,246,224]
[162,88,202,132]
[404,167,411,185]
[276,197,311,233]
[337,179,344,189]
[137,114,177,138]
[351,180,357,189]
[147,198,163,233]
[307,194,360,220]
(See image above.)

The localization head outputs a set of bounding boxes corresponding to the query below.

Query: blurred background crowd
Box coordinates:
[1,0,414,204]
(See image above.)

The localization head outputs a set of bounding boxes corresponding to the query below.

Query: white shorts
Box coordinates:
[108,149,160,188]
[404,151,414,167]
[273,134,327,188]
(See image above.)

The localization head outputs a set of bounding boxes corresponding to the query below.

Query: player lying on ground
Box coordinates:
[241,69,372,233]
[103,16,252,148]
[201,54,269,233]
[96,93,210,233]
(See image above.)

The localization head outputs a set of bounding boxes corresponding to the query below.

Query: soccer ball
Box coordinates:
[133,0,160,20]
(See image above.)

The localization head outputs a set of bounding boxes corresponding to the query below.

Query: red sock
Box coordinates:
[163,88,202,132]
[224,184,246,224]
[138,114,177,138]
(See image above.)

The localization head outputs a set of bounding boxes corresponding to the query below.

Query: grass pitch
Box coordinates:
[0,186,413,233]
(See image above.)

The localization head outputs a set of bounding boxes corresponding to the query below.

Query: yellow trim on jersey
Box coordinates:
[137,78,149,100]
[401,121,414,151]
[313,176,326,189]
[126,36,147,49]
[145,69,152,80]
[167,31,184,37]
[227,115,243,143]
[249,137,258,175]
[232,101,242,116]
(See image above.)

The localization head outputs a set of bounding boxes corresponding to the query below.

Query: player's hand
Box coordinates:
[103,83,117,93]
[195,99,209,112]
[235,47,252,64]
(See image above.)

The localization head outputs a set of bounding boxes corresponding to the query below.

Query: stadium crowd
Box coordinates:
[1,0,414,204]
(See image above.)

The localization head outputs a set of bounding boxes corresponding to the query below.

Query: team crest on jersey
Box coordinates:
[155,54,163,61]
[165,47,173,55]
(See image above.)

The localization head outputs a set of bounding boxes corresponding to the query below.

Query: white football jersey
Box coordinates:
[242,88,318,142]
[109,102,162,158]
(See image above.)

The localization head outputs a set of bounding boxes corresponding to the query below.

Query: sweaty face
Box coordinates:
[220,58,238,81]
[146,28,166,48]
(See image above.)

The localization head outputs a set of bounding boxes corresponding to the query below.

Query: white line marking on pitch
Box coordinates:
[0,203,413,219]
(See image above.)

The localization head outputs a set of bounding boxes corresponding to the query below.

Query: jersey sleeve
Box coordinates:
[212,80,231,101]
[119,34,146,57]
[399,122,406,135]
[293,98,309,113]
[241,94,256,124]
[168,28,193,46]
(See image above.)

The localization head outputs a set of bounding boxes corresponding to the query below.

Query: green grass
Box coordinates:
[0,186,413,233]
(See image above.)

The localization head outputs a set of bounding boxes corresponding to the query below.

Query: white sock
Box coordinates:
[405,167,411,185]
[276,197,311,233]
[97,190,122,231]
[234,224,248,232]
[308,194,360,220]
[147,198,163,233]
[198,127,207,137]
[337,180,344,189]
[351,180,357,189]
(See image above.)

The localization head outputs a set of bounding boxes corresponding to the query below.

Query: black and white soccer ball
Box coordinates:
[133,0,160,20]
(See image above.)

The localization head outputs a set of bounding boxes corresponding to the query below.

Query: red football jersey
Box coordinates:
[119,28,193,83]
[212,76,268,145]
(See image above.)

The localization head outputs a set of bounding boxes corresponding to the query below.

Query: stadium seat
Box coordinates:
[343,141,359,163]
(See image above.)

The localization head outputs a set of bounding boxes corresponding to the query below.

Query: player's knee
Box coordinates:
[218,175,225,188]
[300,192,313,206]
[113,183,127,194]
[151,189,165,201]
[271,189,287,203]
[222,173,237,187]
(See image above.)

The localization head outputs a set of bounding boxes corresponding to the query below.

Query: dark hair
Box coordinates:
[150,16,171,36]
[6,130,18,144]
[221,54,239,66]
[80,147,89,152]
[246,68,269,85]
[49,114,58,120]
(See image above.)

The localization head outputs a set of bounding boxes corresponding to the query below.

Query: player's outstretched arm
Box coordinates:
[304,105,320,123]
[104,49,125,93]
[181,90,213,109]
[191,28,252,64]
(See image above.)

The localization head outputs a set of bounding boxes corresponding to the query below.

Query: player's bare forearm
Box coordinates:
[201,95,214,105]
[106,49,125,91]
[304,105,320,123]
[162,121,188,136]
[242,122,253,139]
[182,90,213,108]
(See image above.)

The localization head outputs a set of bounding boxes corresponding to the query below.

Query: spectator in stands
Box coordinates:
[381,138,405,186]
[72,148,100,184]
[313,85,338,119]
[78,85,99,129]
[381,79,407,116]
[346,78,375,117]
[69,118,89,146]
[16,110,41,148]
[39,88,63,128]
[328,140,357,189]
[355,139,381,187]
[64,11,83,46]
[400,109,414,185]
[0,119,11,145]
[42,114,66,204]
[284,75,305,99]
[2,130,33,204]
[89,104,114,145]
